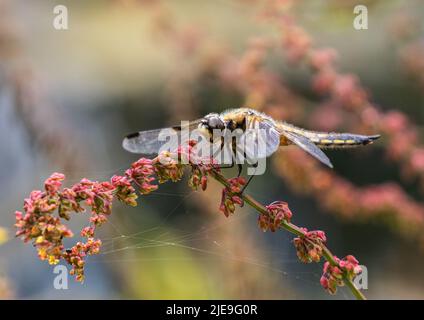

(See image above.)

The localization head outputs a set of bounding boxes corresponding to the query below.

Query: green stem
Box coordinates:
[210,170,366,300]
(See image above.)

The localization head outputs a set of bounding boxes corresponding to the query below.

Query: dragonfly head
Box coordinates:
[201,113,226,131]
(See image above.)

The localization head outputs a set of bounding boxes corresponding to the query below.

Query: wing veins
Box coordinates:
[122,120,201,155]
[282,130,333,168]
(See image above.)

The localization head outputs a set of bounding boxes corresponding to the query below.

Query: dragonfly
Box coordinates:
[123,108,380,188]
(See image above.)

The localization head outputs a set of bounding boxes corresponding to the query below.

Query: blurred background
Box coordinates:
[1,0,424,299]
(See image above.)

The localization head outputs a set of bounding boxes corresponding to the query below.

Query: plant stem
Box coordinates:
[210,170,366,300]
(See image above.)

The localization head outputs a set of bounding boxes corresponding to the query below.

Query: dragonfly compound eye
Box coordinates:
[206,114,225,130]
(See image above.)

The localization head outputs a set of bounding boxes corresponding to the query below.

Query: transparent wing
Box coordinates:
[122,128,174,155]
[240,119,281,160]
[122,120,201,155]
[282,130,334,168]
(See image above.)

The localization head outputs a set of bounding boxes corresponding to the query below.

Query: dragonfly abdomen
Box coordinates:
[308,133,380,149]
[277,121,380,149]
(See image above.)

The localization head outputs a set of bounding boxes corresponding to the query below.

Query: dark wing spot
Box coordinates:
[126,132,140,139]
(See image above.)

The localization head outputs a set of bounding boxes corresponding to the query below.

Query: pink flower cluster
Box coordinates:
[219,177,246,217]
[280,18,369,110]
[63,238,102,282]
[258,201,293,232]
[111,175,138,207]
[15,173,73,265]
[72,179,116,226]
[188,166,209,191]
[400,41,424,88]
[293,229,327,263]
[185,140,220,191]
[125,158,158,194]
[15,171,141,281]
[380,111,424,184]
[282,25,311,63]
[320,255,362,295]
[14,146,222,282]
[153,152,185,183]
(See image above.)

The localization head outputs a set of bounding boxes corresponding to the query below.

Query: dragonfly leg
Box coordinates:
[239,161,258,194]
[218,163,234,169]
[237,164,243,177]
[218,153,235,170]
[240,175,255,194]
[211,144,230,169]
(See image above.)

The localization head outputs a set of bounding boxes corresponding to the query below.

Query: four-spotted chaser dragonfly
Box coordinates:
[123,108,380,170]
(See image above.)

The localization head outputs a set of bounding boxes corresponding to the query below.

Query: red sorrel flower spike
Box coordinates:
[111,175,138,206]
[188,167,209,191]
[44,172,65,196]
[258,201,293,232]
[59,188,83,220]
[14,153,367,298]
[125,158,158,194]
[219,177,245,217]
[80,226,95,238]
[293,228,327,263]
[153,151,185,183]
[320,255,362,294]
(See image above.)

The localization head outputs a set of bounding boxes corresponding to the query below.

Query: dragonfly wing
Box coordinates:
[122,128,178,155]
[123,120,203,155]
[282,130,334,168]
[241,119,281,160]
